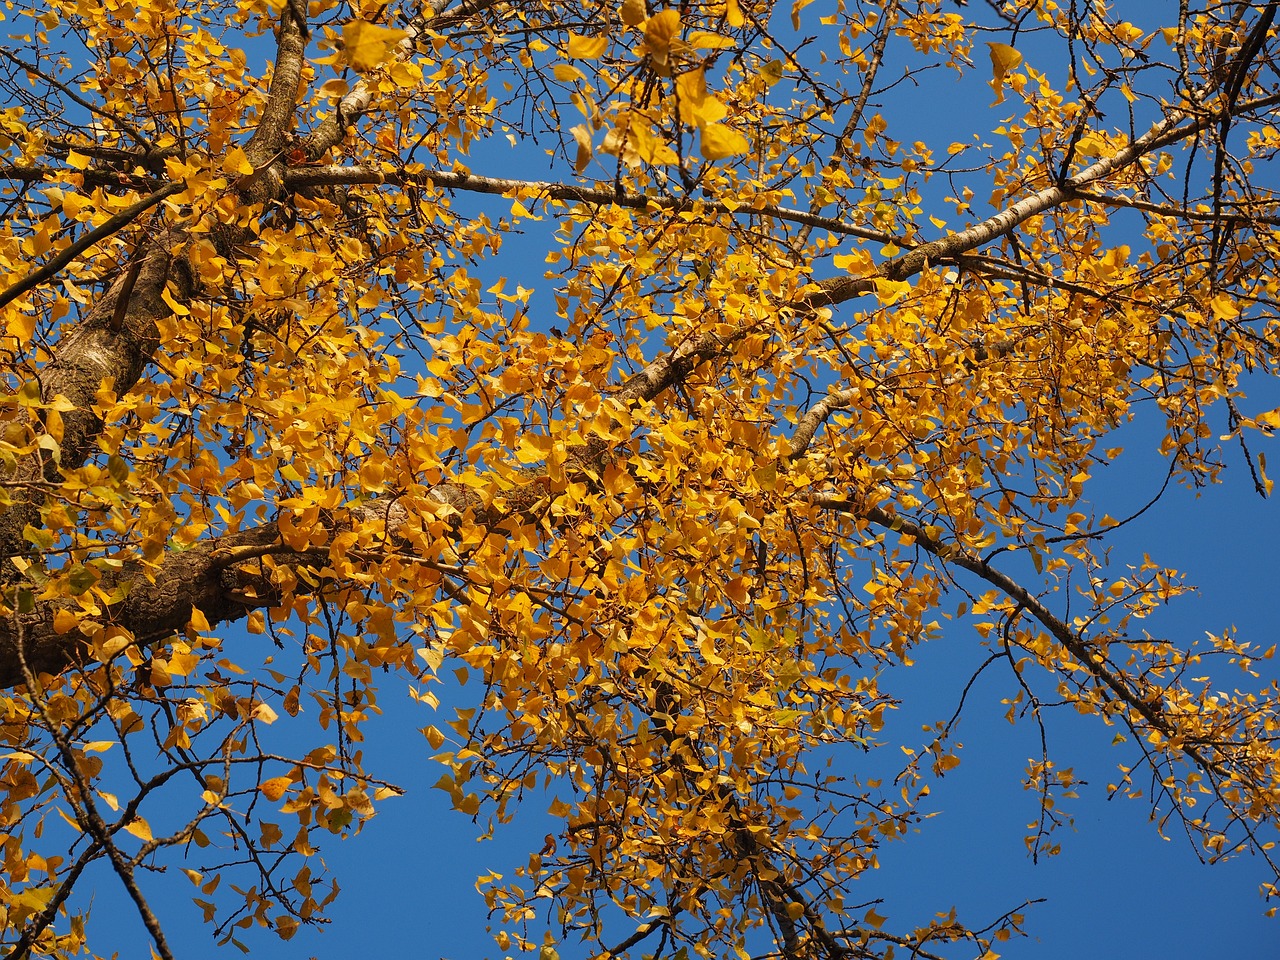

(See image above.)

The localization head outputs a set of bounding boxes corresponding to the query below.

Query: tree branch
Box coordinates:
[244,8,308,164]
[0,224,194,567]
[806,90,1280,308]
[0,181,185,311]
[282,165,897,244]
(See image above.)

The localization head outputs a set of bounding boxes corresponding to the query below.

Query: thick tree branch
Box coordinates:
[0,231,193,568]
[244,8,308,163]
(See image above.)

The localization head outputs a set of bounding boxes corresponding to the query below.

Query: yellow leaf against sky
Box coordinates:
[260,777,292,801]
[124,818,153,842]
[700,122,749,160]
[566,33,608,59]
[987,41,1023,103]
[342,20,408,72]
[644,9,681,64]
[675,68,728,126]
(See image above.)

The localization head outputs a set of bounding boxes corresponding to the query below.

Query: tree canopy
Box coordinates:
[0,0,1278,957]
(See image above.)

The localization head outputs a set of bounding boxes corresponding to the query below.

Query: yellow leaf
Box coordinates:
[874,277,912,306]
[276,916,300,941]
[553,63,585,83]
[602,113,678,166]
[342,20,408,72]
[260,776,292,801]
[570,124,593,173]
[252,703,279,725]
[688,31,734,50]
[65,151,90,170]
[62,192,85,219]
[7,311,36,343]
[317,78,350,99]
[676,69,727,126]
[621,0,647,27]
[82,741,115,753]
[124,818,153,842]
[52,608,78,635]
[566,33,608,59]
[1209,293,1240,320]
[699,122,748,160]
[987,41,1023,77]
[515,434,548,464]
[222,146,253,176]
[190,605,211,632]
[645,9,681,61]
[726,0,745,27]
[987,42,1022,103]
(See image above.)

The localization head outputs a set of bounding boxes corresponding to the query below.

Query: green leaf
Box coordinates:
[66,565,98,595]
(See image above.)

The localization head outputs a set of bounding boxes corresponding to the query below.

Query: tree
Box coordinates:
[0,0,1278,955]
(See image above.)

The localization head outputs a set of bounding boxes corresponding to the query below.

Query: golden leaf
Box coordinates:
[260,777,292,801]
[124,818,153,842]
[645,9,681,62]
[621,0,647,26]
[189,605,211,632]
[569,123,593,172]
[688,31,735,50]
[566,33,608,59]
[676,68,727,126]
[987,41,1023,103]
[699,122,749,160]
[221,146,253,176]
[342,20,408,72]
[252,703,279,725]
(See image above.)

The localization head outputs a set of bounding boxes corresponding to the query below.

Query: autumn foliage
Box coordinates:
[0,0,1279,957]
